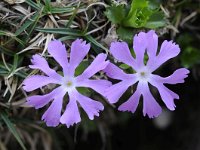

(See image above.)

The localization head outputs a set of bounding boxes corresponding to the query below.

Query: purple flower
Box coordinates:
[23,39,111,127]
[104,30,189,118]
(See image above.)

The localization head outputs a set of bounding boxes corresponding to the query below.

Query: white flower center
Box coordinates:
[61,77,76,92]
[136,66,151,82]
[66,81,73,87]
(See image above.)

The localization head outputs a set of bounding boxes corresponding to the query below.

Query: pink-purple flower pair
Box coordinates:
[23,30,189,127]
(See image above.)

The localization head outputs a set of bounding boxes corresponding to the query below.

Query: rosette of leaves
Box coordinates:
[105,0,167,43]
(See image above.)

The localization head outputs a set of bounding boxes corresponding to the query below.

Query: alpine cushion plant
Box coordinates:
[23,39,111,127]
[104,30,189,118]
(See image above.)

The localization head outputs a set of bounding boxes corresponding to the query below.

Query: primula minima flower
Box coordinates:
[23,39,111,127]
[104,30,189,118]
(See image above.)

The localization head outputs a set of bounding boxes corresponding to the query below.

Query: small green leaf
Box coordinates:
[59,36,77,41]
[0,45,15,56]
[15,12,40,36]
[85,35,108,53]
[145,11,166,29]
[116,26,134,44]
[66,4,80,27]
[123,0,151,28]
[25,0,41,10]
[119,64,131,70]
[0,62,27,78]
[181,47,200,68]
[76,87,91,96]
[75,61,89,76]
[0,30,25,46]
[36,28,83,36]
[24,8,43,42]
[148,0,160,10]
[51,7,74,14]
[105,4,126,24]
[1,112,27,150]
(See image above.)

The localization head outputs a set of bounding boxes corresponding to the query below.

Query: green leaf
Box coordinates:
[36,28,83,36]
[51,7,74,14]
[116,26,134,44]
[0,62,27,78]
[75,61,89,76]
[122,0,166,28]
[44,0,51,13]
[15,12,40,36]
[66,4,80,27]
[13,54,19,71]
[145,11,166,29]
[85,35,108,53]
[181,47,200,68]
[119,63,131,70]
[1,113,27,150]
[105,4,126,24]
[24,8,43,42]
[59,36,77,41]
[25,0,41,10]
[76,87,91,96]
[0,30,25,46]
[0,45,15,56]
[148,0,160,10]
[123,0,151,28]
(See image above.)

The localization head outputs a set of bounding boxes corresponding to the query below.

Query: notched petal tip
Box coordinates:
[163,68,190,84]
[118,90,141,113]
[22,75,58,92]
[29,54,47,69]
[60,95,81,128]
[41,96,63,127]
[26,95,52,109]
[73,38,90,48]
[76,91,104,120]
[110,41,136,68]
[48,39,63,45]
[143,103,162,118]
[42,115,60,127]
[30,54,43,63]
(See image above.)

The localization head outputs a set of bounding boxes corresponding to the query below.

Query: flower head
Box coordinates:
[104,30,189,118]
[23,39,111,127]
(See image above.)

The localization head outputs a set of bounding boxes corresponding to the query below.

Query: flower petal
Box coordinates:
[29,54,62,80]
[103,63,132,80]
[118,89,141,113]
[48,40,69,75]
[23,75,59,92]
[149,80,177,111]
[146,30,158,58]
[26,93,53,109]
[69,39,90,76]
[139,82,162,118]
[60,91,81,127]
[26,87,63,109]
[147,40,180,71]
[133,32,147,68]
[42,89,66,127]
[110,42,136,69]
[74,90,104,120]
[164,87,179,100]
[162,68,190,84]
[105,79,136,103]
[77,79,112,97]
[77,53,109,80]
